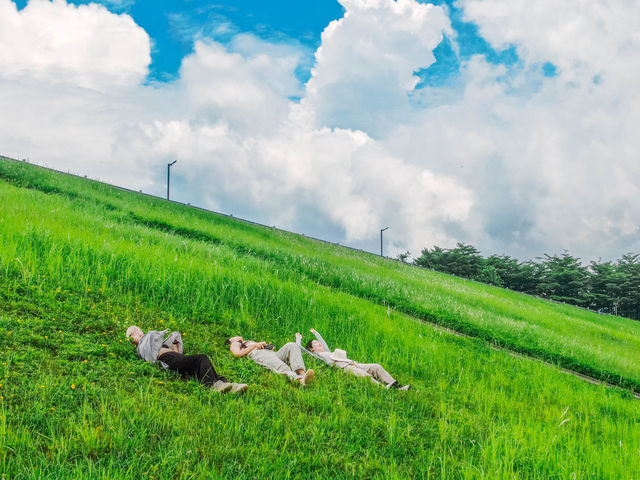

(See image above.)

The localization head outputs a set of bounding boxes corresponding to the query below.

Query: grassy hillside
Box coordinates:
[2,158,640,479]
[3,159,640,391]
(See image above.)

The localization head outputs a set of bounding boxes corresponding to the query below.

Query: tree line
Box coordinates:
[406,243,640,320]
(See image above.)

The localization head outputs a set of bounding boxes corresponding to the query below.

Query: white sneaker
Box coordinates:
[231,383,248,394]
[398,385,411,391]
[212,380,233,393]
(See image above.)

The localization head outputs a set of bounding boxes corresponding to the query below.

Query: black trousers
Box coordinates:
[158,352,227,387]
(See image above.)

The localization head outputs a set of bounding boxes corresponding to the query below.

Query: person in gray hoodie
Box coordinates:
[126,326,247,394]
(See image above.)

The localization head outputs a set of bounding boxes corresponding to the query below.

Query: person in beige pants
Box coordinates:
[228,336,314,385]
[298,329,410,390]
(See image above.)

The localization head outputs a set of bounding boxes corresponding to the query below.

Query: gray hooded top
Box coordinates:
[137,329,184,369]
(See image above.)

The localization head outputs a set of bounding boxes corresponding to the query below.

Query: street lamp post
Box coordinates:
[167,160,177,200]
[380,227,389,257]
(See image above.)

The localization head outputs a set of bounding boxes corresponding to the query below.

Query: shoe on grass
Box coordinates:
[398,384,411,391]
[300,369,314,386]
[212,380,233,393]
[231,383,248,394]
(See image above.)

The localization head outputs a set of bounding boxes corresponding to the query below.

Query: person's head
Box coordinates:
[306,339,323,353]
[126,326,144,345]
[227,336,243,348]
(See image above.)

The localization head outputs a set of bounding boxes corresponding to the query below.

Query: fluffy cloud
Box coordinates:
[303,0,452,136]
[178,37,303,135]
[0,0,472,258]
[460,0,640,75]
[2,0,640,261]
[412,0,640,259]
[123,41,473,245]
[0,0,149,90]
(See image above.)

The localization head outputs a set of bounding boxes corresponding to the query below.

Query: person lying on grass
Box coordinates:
[227,335,314,385]
[126,326,248,394]
[299,328,410,390]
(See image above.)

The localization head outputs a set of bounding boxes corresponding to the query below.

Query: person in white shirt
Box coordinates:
[298,328,410,390]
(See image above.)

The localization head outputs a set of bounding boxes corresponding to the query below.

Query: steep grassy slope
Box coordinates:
[3,158,640,391]
[1,158,640,479]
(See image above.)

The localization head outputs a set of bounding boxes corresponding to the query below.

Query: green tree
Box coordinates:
[414,241,640,320]
[414,245,451,272]
[448,243,484,279]
[588,260,622,314]
[536,253,590,306]
[414,243,484,280]
[474,265,503,286]
[396,250,411,263]
[616,254,640,319]
[486,255,526,290]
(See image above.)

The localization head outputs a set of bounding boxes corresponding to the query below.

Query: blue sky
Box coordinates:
[12,0,531,85]
[15,0,347,82]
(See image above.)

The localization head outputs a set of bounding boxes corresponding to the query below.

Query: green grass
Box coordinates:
[3,158,639,391]
[2,158,640,479]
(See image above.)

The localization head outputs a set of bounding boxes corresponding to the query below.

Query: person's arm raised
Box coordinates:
[310,328,330,352]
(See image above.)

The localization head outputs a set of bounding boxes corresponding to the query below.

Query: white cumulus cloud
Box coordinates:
[0,0,149,90]
[303,0,452,137]
[0,0,472,258]
[2,0,639,261]
[391,0,640,259]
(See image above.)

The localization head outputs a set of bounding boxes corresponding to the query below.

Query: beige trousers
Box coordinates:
[343,363,396,385]
[250,342,306,379]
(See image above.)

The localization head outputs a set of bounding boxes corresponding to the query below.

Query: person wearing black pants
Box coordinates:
[157,351,226,387]
[126,325,247,394]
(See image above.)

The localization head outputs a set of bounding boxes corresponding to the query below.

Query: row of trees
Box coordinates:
[408,243,640,320]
